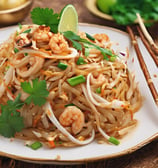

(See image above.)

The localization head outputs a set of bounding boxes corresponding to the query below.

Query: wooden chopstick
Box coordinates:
[126,26,158,106]
[136,26,158,67]
[136,13,158,55]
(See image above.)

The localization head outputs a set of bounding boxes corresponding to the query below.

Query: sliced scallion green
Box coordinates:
[24,53,28,56]
[65,103,76,107]
[18,23,22,29]
[84,47,90,56]
[29,141,43,150]
[108,136,120,145]
[57,62,68,70]
[96,87,101,94]
[22,28,31,34]
[65,103,80,109]
[76,57,86,65]
[86,33,95,41]
[109,56,117,62]
[14,48,19,53]
[67,75,86,86]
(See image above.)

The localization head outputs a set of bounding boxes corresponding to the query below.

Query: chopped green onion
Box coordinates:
[29,141,43,150]
[16,31,19,36]
[65,103,80,109]
[58,141,63,144]
[24,53,28,56]
[5,66,10,71]
[109,56,117,62]
[57,62,68,70]
[14,48,19,53]
[86,33,95,41]
[18,23,22,29]
[84,47,90,56]
[4,66,10,75]
[76,57,87,65]
[67,75,86,86]
[96,87,101,94]
[8,86,11,90]
[23,28,31,34]
[108,136,120,145]
[65,103,76,107]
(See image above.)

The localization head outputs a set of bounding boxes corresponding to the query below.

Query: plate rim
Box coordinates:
[0,23,158,164]
[0,133,157,164]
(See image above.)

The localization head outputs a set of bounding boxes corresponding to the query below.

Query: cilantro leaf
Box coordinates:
[31,7,60,33]
[1,94,24,118]
[0,94,24,138]
[71,39,82,51]
[63,31,116,60]
[21,78,49,106]
[0,122,15,137]
[62,31,82,50]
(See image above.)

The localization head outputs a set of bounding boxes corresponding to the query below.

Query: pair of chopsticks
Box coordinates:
[126,14,158,106]
[136,13,158,66]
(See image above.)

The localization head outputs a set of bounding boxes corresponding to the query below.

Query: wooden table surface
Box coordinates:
[0,0,158,167]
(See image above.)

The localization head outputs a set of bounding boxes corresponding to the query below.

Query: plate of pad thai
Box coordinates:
[0,5,157,164]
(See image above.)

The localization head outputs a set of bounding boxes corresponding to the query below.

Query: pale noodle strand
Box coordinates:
[0,66,14,98]
[43,102,95,145]
[86,73,128,109]
[16,48,78,59]
[81,84,111,141]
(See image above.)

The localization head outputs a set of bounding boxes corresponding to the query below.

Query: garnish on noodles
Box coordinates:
[0,5,142,148]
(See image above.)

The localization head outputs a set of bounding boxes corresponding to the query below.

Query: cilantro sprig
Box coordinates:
[30,7,117,61]
[110,0,158,26]
[0,94,24,138]
[63,31,117,60]
[0,78,49,138]
[31,7,60,33]
[21,78,49,106]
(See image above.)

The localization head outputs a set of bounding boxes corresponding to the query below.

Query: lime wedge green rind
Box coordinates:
[58,4,78,33]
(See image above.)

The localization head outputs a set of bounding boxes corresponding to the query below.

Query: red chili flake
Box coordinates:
[121,104,124,107]
[47,110,51,117]
[10,138,14,142]
[132,57,134,63]
[55,155,61,160]
[126,47,129,59]
[153,74,157,78]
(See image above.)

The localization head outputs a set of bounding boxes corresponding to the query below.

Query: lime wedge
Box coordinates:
[58,4,78,33]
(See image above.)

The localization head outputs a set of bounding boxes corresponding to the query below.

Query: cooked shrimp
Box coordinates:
[93,33,109,43]
[59,106,85,135]
[78,31,87,39]
[90,74,106,85]
[33,26,53,49]
[49,33,69,54]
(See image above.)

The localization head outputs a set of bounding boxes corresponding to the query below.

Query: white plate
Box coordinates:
[0,23,158,164]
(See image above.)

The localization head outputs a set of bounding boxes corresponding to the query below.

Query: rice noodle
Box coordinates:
[0,24,142,147]
[44,102,95,145]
